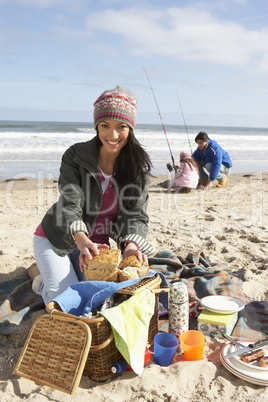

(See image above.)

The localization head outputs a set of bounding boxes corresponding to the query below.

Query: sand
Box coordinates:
[0,173,268,401]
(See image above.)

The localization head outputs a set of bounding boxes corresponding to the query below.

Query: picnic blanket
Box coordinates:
[149,249,249,302]
[149,250,267,341]
[232,300,268,341]
[0,268,167,335]
[0,251,267,342]
[0,269,45,335]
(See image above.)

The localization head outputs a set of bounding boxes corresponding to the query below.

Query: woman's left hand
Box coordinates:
[122,242,148,264]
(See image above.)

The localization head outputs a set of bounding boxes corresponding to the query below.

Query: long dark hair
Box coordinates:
[96,127,153,208]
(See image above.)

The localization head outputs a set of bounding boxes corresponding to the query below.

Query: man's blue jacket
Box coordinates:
[192,139,232,181]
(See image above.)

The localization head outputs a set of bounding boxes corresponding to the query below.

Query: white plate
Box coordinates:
[230,342,268,371]
[200,295,245,314]
[220,343,268,386]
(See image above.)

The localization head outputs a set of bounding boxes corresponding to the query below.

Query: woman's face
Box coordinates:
[98,120,130,156]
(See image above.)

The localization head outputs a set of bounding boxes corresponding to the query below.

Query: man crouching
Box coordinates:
[192,132,232,190]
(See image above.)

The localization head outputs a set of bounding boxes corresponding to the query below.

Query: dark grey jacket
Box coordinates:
[41,136,154,256]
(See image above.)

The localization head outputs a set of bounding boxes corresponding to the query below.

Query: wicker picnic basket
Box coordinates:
[45,273,162,382]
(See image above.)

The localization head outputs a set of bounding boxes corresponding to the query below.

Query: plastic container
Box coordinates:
[112,347,151,373]
[180,330,205,361]
[111,360,128,373]
[154,333,179,366]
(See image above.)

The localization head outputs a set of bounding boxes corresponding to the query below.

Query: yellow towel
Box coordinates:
[100,288,155,375]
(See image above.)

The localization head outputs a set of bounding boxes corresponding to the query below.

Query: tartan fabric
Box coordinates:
[149,250,268,341]
[0,270,45,334]
[1,251,267,344]
[149,250,248,303]
[176,250,248,303]
[232,301,268,341]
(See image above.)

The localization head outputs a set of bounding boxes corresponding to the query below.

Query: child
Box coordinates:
[168,151,199,193]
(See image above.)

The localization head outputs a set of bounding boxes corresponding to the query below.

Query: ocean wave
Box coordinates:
[0,120,267,178]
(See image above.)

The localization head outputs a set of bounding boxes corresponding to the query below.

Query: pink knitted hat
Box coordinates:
[180,151,191,159]
[93,85,138,130]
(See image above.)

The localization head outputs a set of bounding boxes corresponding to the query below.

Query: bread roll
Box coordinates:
[120,255,143,269]
[118,255,149,282]
[84,248,121,282]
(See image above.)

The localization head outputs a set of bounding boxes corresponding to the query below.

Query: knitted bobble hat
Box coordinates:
[93,85,138,130]
[180,151,192,159]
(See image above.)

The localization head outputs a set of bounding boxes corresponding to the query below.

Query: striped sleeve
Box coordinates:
[70,220,89,240]
[120,234,155,256]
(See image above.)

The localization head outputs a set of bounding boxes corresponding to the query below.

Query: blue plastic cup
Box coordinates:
[154,332,179,366]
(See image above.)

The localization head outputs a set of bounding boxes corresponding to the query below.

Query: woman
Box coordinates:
[33,85,154,305]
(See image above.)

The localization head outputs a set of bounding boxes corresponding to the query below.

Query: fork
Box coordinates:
[216,326,244,349]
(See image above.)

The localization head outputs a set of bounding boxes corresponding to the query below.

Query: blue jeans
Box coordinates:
[33,235,85,306]
[196,161,229,182]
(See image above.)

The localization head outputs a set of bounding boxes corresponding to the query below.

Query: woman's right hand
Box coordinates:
[73,232,109,271]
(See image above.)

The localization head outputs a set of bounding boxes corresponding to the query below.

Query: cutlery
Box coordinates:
[225,337,268,359]
[216,326,244,349]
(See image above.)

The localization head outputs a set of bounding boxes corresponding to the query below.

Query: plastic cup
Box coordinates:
[180,330,205,361]
[154,332,179,366]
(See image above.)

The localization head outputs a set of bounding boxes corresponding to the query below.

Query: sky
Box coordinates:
[0,0,268,127]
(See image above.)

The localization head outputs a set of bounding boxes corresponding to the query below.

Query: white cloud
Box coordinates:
[85,6,268,71]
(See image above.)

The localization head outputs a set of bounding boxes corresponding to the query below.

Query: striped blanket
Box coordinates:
[149,250,267,341]
[149,249,248,302]
[1,251,267,342]
[0,269,45,335]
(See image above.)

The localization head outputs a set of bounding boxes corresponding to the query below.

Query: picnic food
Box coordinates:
[259,356,268,367]
[240,348,265,363]
[118,255,149,282]
[84,248,121,281]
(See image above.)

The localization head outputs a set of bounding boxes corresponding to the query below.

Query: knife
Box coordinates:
[225,337,268,359]
[216,326,244,349]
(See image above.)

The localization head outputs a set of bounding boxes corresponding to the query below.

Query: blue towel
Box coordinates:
[54,270,168,316]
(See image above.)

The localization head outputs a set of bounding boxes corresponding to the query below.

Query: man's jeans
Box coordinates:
[196,161,229,182]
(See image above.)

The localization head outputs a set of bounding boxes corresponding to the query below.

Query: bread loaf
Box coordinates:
[118,255,149,282]
[84,248,121,282]
[120,255,144,269]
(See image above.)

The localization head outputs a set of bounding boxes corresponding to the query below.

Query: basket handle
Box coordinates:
[154,287,170,294]
[89,331,115,352]
[48,308,106,324]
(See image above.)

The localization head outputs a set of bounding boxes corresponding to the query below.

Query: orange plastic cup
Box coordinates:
[180,330,205,361]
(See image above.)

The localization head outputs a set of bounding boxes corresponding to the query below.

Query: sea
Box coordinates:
[0,120,267,180]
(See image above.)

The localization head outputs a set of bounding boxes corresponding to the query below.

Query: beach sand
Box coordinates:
[0,173,268,401]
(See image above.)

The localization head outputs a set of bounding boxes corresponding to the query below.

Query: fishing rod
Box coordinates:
[176,91,193,154]
[143,66,176,169]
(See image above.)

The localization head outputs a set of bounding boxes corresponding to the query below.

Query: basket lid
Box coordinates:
[13,314,92,396]
[117,274,161,295]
